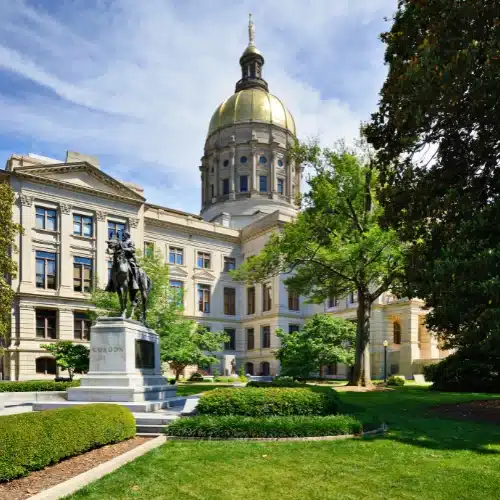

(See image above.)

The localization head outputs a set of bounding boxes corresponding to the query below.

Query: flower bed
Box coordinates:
[0,404,135,482]
[166,415,362,439]
[197,387,340,416]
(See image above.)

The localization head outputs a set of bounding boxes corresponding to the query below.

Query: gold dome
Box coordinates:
[207,88,296,137]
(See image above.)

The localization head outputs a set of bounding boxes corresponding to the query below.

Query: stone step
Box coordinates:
[136,424,171,434]
[134,414,180,426]
[137,432,162,437]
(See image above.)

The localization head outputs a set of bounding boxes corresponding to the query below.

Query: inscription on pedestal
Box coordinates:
[89,331,126,372]
[135,339,155,369]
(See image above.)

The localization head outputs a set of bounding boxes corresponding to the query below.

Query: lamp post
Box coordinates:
[383,340,388,383]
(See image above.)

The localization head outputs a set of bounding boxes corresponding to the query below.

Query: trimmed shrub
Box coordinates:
[0,404,135,482]
[166,415,362,438]
[0,380,80,392]
[197,387,340,416]
[424,348,500,393]
[247,377,305,388]
[189,373,204,382]
[387,375,405,387]
[214,376,237,383]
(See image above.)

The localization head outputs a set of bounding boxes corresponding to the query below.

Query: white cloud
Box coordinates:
[0,0,396,213]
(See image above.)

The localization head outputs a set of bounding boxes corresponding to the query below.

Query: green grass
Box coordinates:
[175,383,231,397]
[68,387,500,500]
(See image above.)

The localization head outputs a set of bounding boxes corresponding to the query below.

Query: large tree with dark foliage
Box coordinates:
[365,0,500,357]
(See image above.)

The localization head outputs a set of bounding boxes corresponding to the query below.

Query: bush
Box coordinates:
[387,375,405,387]
[197,387,340,417]
[166,415,361,439]
[247,377,305,388]
[189,372,204,382]
[0,380,80,392]
[424,347,500,392]
[214,376,237,383]
[0,404,135,482]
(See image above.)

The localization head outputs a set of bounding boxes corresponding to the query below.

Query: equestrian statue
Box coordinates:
[105,231,152,323]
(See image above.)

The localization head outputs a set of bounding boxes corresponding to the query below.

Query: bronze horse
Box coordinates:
[106,238,152,323]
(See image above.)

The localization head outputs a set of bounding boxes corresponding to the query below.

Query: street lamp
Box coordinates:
[383,340,389,383]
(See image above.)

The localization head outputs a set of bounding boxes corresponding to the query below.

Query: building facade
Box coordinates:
[0,18,448,381]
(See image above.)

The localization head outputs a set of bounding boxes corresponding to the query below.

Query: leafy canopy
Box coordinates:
[364,0,500,350]
[276,314,355,378]
[41,341,90,380]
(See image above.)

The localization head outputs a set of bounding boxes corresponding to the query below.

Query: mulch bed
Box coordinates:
[0,436,151,500]
[431,399,500,424]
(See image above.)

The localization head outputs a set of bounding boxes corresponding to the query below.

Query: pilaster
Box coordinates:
[270,151,277,194]
[58,308,74,341]
[214,154,220,198]
[399,306,421,378]
[59,203,73,295]
[18,304,35,347]
[250,145,258,193]
[229,147,236,200]
[286,159,293,198]
[19,194,34,291]
[96,211,108,288]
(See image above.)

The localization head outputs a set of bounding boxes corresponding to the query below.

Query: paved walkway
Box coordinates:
[0,403,34,416]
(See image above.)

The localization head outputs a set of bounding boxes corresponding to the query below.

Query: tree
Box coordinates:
[90,250,228,380]
[0,182,23,347]
[232,140,404,386]
[275,314,355,379]
[41,341,89,380]
[364,0,500,351]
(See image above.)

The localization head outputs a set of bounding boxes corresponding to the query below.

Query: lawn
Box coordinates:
[68,387,500,500]
[175,383,233,397]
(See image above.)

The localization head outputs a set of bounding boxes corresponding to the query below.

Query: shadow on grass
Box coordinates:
[339,386,500,455]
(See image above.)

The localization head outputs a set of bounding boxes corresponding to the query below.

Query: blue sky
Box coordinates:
[0,0,396,214]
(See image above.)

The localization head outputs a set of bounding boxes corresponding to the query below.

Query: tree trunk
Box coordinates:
[319,365,324,378]
[348,290,373,387]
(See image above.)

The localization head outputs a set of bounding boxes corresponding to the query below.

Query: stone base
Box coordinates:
[67,384,176,402]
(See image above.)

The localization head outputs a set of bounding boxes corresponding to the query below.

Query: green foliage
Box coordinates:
[231,139,404,385]
[424,347,500,393]
[0,380,80,392]
[387,375,405,387]
[364,1,500,354]
[0,183,23,344]
[213,376,237,383]
[189,372,204,382]
[197,387,340,417]
[275,314,355,378]
[165,414,362,439]
[90,250,228,380]
[246,377,305,388]
[40,341,89,380]
[0,404,135,482]
[237,366,245,378]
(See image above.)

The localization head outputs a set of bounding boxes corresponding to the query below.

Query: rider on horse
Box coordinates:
[105,231,139,292]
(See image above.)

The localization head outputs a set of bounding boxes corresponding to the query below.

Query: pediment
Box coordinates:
[169,266,190,278]
[15,162,144,202]
[193,269,216,281]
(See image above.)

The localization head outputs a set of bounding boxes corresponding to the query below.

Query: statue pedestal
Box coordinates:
[64,318,176,412]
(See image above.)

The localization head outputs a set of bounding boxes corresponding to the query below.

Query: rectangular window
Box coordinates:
[349,292,358,304]
[224,328,236,351]
[35,251,57,289]
[144,242,154,258]
[328,296,340,308]
[263,283,272,312]
[224,287,236,315]
[197,284,211,313]
[197,252,211,269]
[247,287,255,315]
[36,309,57,339]
[170,280,184,308]
[73,256,93,293]
[223,178,230,195]
[223,257,236,272]
[262,326,271,349]
[259,175,267,192]
[289,324,300,334]
[169,247,184,265]
[277,178,284,195]
[73,214,93,237]
[74,312,91,340]
[35,206,57,231]
[288,290,300,311]
[240,175,248,193]
[107,220,126,240]
[247,328,255,350]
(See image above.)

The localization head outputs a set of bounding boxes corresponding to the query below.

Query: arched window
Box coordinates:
[246,362,254,375]
[393,321,402,345]
[36,357,56,375]
[261,361,270,376]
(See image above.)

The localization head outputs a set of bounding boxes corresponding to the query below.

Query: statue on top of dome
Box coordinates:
[248,13,255,46]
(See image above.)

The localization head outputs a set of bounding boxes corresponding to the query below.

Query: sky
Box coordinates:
[0,0,396,214]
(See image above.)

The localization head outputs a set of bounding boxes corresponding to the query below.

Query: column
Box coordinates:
[96,211,108,289]
[18,303,35,346]
[128,216,140,241]
[286,159,293,199]
[19,194,34,291]
[251,147,258,193]
[270,152,277,194]
[229,148,236,200]
[59,203,73,295]
[199,167,205,206]
[400,306,421,378]
[214,155,220,198]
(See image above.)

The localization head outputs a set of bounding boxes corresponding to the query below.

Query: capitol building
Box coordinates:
[0,18,448,381]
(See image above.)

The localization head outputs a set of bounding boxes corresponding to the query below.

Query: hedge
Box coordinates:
[166,415,362,439]
[246,379,305,388]
[0,404,135,482]
[0,380,80,392]
[386,375,405,387]
[197,387,340,416]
